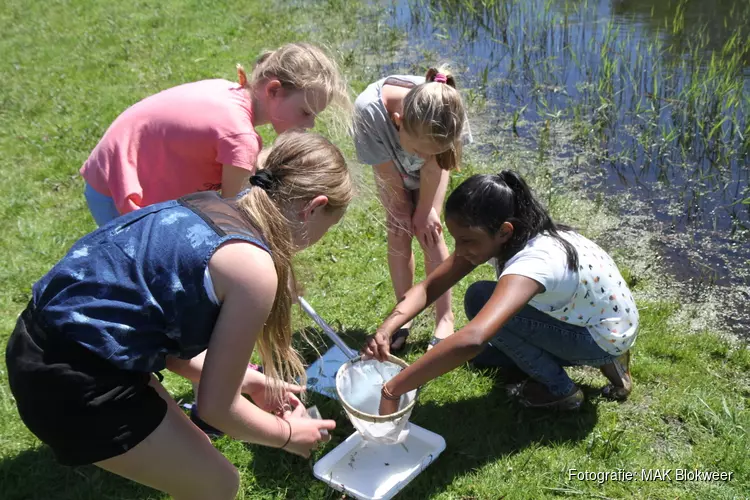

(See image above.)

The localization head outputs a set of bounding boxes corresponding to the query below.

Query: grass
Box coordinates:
[1,0,749,499]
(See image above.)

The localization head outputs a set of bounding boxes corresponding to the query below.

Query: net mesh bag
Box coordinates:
[335,355,417,444]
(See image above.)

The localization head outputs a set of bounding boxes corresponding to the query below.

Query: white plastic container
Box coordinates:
[313,424,446,500]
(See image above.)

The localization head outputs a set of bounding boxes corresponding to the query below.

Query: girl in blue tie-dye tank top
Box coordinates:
[6,131,353,499]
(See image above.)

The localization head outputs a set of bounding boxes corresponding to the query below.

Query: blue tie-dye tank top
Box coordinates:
[31,191,270,372]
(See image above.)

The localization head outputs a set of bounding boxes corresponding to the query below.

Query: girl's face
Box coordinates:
[392,114,450,160]
[266,84,327,133]
[398,129,449,160]
[291,196,346,249]
[446,217,512,266]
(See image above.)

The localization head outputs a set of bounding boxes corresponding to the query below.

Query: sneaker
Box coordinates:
[518,380,584,410]
[600,351,632,401]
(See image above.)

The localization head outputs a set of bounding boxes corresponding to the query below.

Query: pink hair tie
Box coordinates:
[434,73,448,84]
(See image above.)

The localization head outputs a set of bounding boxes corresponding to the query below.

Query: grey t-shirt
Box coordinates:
[353,75,472,190]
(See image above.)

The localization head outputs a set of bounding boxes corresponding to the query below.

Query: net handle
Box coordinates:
[335,354,417,423]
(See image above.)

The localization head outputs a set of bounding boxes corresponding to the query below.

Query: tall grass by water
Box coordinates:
[404,0,749,236]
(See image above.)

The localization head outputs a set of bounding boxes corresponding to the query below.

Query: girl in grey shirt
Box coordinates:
[353,67,471,351]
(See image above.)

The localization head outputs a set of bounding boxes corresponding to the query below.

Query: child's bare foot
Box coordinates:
[427,319,454,351]
[389,321,413,352]
[390,327,410,352]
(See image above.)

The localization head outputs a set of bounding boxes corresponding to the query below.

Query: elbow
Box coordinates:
[196,393,230,428]
[165,355,187,375]
[196,399,217,425]
[458,328,489,355]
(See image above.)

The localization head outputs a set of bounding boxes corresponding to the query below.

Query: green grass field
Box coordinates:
[1,0,748,498]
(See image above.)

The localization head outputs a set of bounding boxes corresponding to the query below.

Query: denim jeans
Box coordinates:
[465,280,615,395]
[84,182,121,227]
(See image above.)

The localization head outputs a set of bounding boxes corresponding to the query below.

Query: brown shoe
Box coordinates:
[518,380,584,410]
[600,351,632,401]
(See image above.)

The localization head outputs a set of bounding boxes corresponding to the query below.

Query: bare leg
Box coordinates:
[413,189,454,345]
[94,377,240,500]
[422,233,454,339]
[374,163,417,328]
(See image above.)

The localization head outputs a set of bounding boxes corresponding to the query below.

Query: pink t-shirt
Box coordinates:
[80,79,262,214]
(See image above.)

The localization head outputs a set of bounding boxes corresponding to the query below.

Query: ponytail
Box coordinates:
[425,66,457,88]
[445,171,578,270]
[235,131,353,404]
[236,186,299,403]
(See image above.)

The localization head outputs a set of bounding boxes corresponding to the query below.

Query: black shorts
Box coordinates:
[5,305,168,466]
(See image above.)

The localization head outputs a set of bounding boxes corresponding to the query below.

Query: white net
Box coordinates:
[336,358,417,444]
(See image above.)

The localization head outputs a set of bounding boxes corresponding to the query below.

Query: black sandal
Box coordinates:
[390,327,410,352]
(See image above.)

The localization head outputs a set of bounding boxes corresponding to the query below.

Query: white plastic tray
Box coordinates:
[313,424,446,500]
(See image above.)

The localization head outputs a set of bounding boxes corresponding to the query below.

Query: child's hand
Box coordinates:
[242,369,304,414]
[362,330,391,362]
[412,208,443,248]
[282,404,336,458]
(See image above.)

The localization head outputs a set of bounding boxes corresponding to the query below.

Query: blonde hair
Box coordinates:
[236,130,353,403]
[402,66,466,171]
[236,42,351,115]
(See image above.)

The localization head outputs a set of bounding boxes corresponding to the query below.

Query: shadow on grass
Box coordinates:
[179,381,599,500]
[292,327,600,498]
[233,390,361,500]
[405,380,600,498]
[0,446,157,500]
[0,329,597,499]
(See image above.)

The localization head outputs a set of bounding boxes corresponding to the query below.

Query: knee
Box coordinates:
[181,461,239,500]
[213,463,240,500]
[386,217,412,242]
[464,281,496,320]
[418,231,446,255]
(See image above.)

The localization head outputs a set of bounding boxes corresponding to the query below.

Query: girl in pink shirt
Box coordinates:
[81,42,349,226]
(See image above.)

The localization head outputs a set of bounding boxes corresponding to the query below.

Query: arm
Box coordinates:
[166,351,302,412]
[379,274,543,413]
[216,132,261,198]
[416,157,450,214]
[194,242,333,456]
[363,252,476,361]
[413,158,450,248]
[165,351,206,382]
[221,164,252,198]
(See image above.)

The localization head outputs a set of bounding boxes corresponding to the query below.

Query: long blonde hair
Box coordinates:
[236,42,352,116]
[402,66,466,171]
[236,130,353,402]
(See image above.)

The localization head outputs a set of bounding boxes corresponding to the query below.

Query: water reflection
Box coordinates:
[387,0,748,290]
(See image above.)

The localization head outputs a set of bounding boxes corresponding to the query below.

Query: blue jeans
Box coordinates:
[465,281,615,395]
[84,182,120,227]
